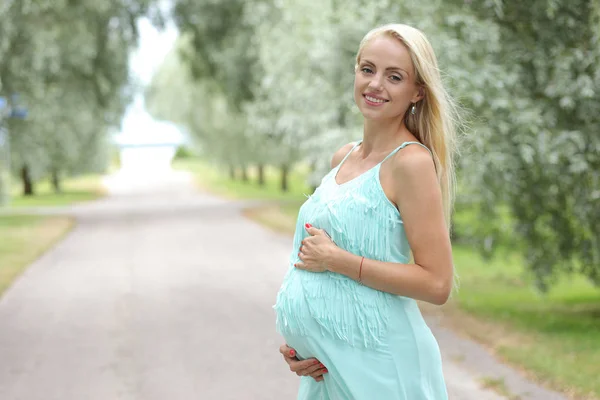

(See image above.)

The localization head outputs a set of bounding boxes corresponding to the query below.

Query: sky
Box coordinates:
[129,14,178,87]
[116,8,183,147]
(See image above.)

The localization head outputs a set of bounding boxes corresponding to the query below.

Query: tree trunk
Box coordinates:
[257,164,265,186]
[241,166,249,182]
[21,164,34,196]
[51,169,62,193]
[280,164,289,192]
[229,165,236,180]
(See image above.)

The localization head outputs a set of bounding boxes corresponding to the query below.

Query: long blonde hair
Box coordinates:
[356,24,460,231]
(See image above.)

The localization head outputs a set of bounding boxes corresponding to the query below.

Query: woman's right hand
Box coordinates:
[279,344,328,382]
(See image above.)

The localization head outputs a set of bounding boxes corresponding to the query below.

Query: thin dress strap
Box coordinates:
[381,141,432,163]
[337,140,363,168]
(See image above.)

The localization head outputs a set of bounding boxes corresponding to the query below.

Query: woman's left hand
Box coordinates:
[295,223,337,273]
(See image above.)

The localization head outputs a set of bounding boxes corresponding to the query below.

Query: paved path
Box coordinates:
[0,170,566,400]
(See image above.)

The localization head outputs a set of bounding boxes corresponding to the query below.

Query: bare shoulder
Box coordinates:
[330,142,357,169]
[390,144,436,184]
[383,143,442,220]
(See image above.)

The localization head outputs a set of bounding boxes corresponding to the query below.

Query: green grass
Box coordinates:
[8,174,106,208]
[177,157,600,400]
[452,246,599,399]
[277,199,600,399]
[277,201,600,399]
[449,198,600,397]
[0,214,74,297]
[480,377,522,400]
[172,159,313,201]
[0,173,105,297]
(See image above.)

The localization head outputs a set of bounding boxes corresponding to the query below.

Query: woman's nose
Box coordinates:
[368,74,384,90]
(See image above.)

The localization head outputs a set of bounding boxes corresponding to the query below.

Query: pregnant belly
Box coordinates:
[274,268,392,349]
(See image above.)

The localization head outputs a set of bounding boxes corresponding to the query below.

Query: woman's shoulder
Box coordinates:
[330,142,358,169]
[389,142,436,185]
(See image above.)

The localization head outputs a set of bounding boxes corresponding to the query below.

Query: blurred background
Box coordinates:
[0,0,598,399]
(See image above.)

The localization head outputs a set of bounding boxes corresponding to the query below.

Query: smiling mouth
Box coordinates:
[363,94,388,104]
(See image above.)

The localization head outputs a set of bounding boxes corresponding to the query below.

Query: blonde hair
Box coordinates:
[356,24,460,231]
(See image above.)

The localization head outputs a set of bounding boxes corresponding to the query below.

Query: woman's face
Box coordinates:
[354,35,422,121]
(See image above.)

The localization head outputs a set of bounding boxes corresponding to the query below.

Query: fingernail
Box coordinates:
[290,350,296,357]
[323,369,328,373]
[305,223,312,228]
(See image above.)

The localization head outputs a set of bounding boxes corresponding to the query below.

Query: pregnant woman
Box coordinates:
[274,23,460,399]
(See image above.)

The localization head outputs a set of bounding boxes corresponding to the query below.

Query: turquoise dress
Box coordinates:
[274,141,448,400]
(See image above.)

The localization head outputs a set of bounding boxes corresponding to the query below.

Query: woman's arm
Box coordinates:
[325,250,451,305]
[323,146,454,305]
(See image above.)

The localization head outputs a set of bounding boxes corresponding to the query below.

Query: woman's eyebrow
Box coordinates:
[386,66,409,75]
[362,59,409,75]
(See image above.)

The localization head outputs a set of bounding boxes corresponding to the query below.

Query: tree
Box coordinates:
[147,0,600,289]
[446,0,600,290]
[0,0,162,196]
[145,37,246,176]
[170,0,259,179]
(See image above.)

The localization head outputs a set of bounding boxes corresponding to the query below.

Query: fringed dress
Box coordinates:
[274,141,448,400]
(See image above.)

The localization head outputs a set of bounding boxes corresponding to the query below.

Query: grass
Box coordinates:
[0,172,105,297]
[450,247,600,400]
[178,157,600,400]
[274,205,600,400]
[480,377,521,400]
[0,214,75,297]
[8,173,107,208]
[269,197,600,399]
[172,159,313,201]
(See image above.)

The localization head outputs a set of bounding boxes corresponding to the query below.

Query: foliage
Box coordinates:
[173,145,194,159]
[145,39,245,167]
[0,0,162,196]
[166,0,258,170]
[147,0,600,289]
[446,0,600,290]
[174,162,600,398]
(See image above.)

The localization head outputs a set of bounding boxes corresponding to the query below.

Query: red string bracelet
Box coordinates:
[358,256,365,282]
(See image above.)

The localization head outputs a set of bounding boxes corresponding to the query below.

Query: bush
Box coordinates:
[174,146,195,159]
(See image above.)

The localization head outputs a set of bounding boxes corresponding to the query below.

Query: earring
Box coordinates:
[410,104,416,115]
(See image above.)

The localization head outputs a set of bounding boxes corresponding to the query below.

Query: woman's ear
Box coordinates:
[412,86,425,103]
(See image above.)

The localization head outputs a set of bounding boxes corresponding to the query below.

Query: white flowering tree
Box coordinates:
[440,0,600,289]
[0,0,162,197]
[145,37,246,180]
[146,0,600,288]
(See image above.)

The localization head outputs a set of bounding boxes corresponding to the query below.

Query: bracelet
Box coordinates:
[358,256,365,282]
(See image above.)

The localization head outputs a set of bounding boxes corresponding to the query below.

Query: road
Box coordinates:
[0,170,564,400]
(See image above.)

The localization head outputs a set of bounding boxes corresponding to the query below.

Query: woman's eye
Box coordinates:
[361,67,373,74]
[390,75,402,82]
